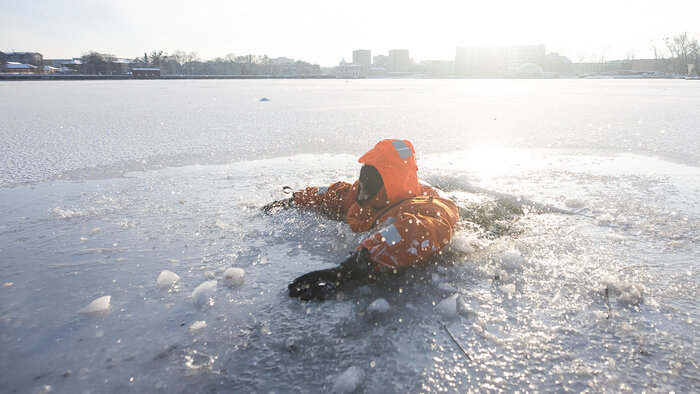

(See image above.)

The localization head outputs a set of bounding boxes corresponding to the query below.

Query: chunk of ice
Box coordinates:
[436,294,458,316]
[331,365,365,393]
[78,295,111,315]
[222,267,245,287]
[498,283,516,298]
[157,270,180,288]
[366,298,391,321]
[190,320,207,332]
[192,281,217,307]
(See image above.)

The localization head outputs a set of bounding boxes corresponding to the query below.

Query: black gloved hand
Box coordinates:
[288,248,373,301]
[261,197,294,213]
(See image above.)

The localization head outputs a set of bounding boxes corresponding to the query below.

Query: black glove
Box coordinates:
[261,197,294,213]
[288,249,373,301]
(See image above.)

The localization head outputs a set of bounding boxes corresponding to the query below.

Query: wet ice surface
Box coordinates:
[1,151,698,393]
[1,80,700,393]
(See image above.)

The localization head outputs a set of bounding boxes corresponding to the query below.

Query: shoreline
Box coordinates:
[0,74,335,81]
[1,74,694,81]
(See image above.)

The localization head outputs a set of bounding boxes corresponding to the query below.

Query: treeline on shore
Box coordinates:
[81,50,323,76]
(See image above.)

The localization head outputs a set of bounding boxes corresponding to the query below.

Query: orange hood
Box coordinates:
[358,139,421,204]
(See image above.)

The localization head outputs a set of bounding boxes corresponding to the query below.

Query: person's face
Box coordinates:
[357,166,383,205]
[357,180,372,202]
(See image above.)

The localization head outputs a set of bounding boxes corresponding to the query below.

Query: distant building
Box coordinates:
[455,45,545,76]
[0,51,5,65]
[110,58,133,75]
[278,63,297,76]
[514,63,545,78]
[373,54,389,69]
[42,65,60,74]
[333,58,363,78]
[5,52,43,67]
[388,49,410,72]
[353,49,371,76]
[132,68,160,78]
[43,58,67,68]
[2,62,38,74]
[353,50,371,66]
[271,57,294,65]
[542,52,573,75]
[628,58,674,73]
[421,60,455,76]
[369,66,387,77]
[573,58,676,77]
[270,57,297,75]
[61,59,82,73]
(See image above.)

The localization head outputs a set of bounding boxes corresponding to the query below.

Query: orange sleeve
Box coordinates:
[293,181,355,219]
[360,197,459,271]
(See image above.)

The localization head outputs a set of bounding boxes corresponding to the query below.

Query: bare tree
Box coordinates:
[81,51,115,75]
[689,38,700,76]
[664,32,693,75]
[148,50,165,68]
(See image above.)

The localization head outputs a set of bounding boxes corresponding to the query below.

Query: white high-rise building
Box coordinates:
[388,49,410,72]
[352,50,371,76]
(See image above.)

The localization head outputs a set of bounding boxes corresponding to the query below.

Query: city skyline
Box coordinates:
[2,1,699,67]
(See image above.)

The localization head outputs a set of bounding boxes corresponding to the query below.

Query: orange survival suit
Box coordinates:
[293,139,459,272]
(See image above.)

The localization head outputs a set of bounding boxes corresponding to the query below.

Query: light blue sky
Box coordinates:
[2,0,699,66]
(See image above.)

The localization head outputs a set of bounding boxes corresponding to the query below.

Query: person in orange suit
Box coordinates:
[263,139,459,300]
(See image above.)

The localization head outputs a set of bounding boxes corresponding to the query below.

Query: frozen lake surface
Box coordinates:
[1,80,699,393]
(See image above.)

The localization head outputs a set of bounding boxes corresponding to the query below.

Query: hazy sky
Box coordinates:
[2,0,699,66]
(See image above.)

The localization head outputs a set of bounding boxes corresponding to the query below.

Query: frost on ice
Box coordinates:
[78,295,111,315]
[192,281,217,307]
[157,270,180,288]
[331,365,365,393]
[221,267,245,287]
